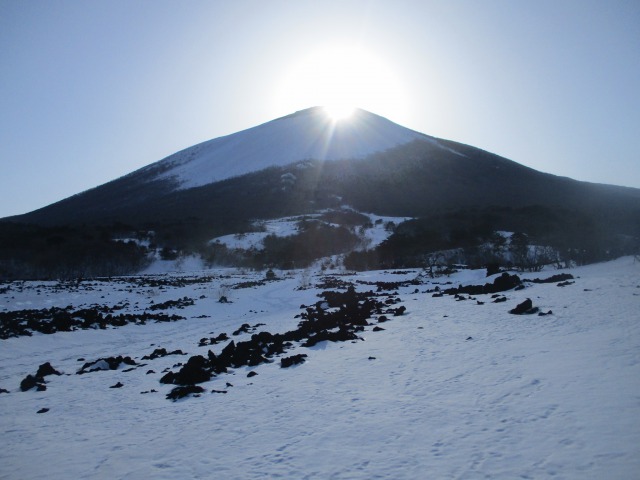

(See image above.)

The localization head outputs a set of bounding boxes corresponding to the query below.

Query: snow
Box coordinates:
[210,211,411,252]
[211,216,304,250]
[150,107,455,189]
[1,258,639,479]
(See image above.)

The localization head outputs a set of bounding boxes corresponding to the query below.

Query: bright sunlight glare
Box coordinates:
[323,105,356,121]
[276,45,409,122]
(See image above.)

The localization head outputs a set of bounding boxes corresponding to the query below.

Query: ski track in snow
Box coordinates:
[1,258,639,479]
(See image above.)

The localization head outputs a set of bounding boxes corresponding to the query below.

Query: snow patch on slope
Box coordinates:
[209,211,412,252]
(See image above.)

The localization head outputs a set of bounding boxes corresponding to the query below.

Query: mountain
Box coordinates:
[1,107,639,278]
[7,107,639,228]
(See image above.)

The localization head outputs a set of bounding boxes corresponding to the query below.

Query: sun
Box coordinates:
[275,45,408,122]
[323,104,356,121]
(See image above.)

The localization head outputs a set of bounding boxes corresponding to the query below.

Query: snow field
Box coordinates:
[0,258,639,479]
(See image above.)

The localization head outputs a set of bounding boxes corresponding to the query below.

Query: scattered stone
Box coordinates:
[531,273,574,284]
[109,382,124,389]
[281,354,308,368]
[36,362,61,377]
[148,297,195,311]
[77,356,137,374]
[211,389,228,394]
[247,371,258,378]
[37,408,49,414]
[20,374,46,392]
[233,323,252,336]
[198,333,229,347]
[445,272,522,297]
[368,356,377,360]
[0,388,9,394]
[372,326,385,332]
[509,298,539,315]
[141,347,186,360]
[160,355,212,385]
[166,385,205,401]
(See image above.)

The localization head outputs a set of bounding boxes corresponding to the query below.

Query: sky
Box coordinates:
[1,0,639,218]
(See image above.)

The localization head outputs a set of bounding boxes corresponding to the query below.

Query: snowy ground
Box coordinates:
[209,212,410,252]
[1,258,639,479]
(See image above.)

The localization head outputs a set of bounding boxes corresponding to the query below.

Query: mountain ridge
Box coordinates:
[5,107,638,229]
[1,107,638,278]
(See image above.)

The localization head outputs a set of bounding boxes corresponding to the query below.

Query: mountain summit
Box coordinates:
[142,107,451,190]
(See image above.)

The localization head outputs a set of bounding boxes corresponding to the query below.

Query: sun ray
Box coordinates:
[275,45,408,123]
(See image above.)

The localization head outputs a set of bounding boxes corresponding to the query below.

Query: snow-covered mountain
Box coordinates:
[2,107,638,279]
[7,106,639,231]
[147,107,449,189]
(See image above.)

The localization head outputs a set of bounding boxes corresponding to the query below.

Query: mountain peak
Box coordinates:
[149,107,432,190]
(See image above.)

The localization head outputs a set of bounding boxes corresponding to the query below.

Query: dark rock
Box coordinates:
[247,371,258,378]
[166,385,205,401]
[531,273,574,284]
[36,362,61,377]
[37,408,49,414]
[0,388,9,394]
[372,326,385,332]
[20,374,45,392]
[77,356,138,374]
[445,272,522,297]
[142,348,185,360]
[233,323,252,336]
[281,354,308,368]
[109,382,124,388]
[170,355,212,385]
[509,298,539,315]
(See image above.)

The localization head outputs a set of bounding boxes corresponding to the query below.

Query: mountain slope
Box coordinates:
[7,107,639,233]
[146,107,437,190]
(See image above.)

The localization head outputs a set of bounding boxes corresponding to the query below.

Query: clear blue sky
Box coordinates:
[1,0,639,218]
